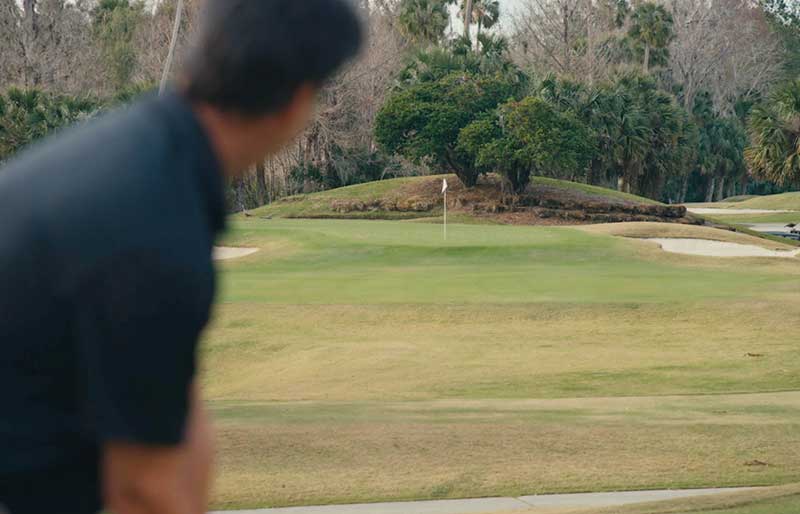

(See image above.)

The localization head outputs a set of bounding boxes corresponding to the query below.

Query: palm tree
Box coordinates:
[458,0,500,39]
[399,0,451,45]
[0,89,96,162]
[745,79,800,187]
[628,2,674,74]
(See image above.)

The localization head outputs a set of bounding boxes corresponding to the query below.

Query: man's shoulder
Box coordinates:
[1,96,169,192]
[0,96,194,280]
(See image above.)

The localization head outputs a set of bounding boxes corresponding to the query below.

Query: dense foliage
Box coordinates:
[375,72,522,187]
[458,97,595,193]
[1,0,798,206]
[746,80,800,187]
[376,0,797,202]
[0,89,98,163]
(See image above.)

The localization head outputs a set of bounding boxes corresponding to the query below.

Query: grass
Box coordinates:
[531,176,662,205]
[211,393,800,509]
[702,212,800,225]
[688,192,800,211]
[205,218,800,510]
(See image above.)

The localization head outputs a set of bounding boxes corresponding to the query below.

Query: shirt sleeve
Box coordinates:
[73,251,212,446]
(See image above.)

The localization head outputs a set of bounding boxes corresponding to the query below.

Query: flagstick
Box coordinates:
[444,188,447,241]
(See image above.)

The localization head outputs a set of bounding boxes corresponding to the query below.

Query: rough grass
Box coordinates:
[210,393,800,510]
[205,218,800,509]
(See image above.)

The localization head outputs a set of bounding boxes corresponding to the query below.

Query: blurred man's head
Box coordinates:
[182,0,363,175]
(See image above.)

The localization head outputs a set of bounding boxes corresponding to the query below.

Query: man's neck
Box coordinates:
[191,102,255,179]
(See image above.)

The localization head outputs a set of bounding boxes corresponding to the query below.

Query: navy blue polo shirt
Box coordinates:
[0,92,225,513]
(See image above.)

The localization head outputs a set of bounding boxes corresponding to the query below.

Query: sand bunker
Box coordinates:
[647,238,800,258]
[213,247,259,261]
[687,207,795,215]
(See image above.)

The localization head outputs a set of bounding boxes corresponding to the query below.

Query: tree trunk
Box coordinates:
[255,162,267,206]
[679,174,689,203]
[705,176,716,203]
[463,0,473,41]
[21,0,39,87]
[715,176,725,202]
[643,43,650,74]
[563,10,570,71]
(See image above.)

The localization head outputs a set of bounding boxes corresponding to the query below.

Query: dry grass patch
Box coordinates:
[202,301,800,402]
[208,393,800,510]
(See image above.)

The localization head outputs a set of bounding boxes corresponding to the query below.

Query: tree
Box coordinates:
[628,2,674,74]
[746,80,800,187]
[375,73,522,187]
[458,96,595,193]
[398,0,451,45]
[511,0,594,76]
[92,0,145,91]
[0,0,101,94]
[458,0,500,40]
[0,88,97,163]
[668,0,783,116]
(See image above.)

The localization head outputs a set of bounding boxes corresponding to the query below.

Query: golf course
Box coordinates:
[202,177,800,512]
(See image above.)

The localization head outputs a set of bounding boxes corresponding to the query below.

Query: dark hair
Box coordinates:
[183,0,363,116]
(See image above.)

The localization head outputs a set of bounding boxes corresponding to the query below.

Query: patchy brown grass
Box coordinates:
[209,393,800,510]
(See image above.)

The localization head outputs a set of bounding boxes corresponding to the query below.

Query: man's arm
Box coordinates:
[74,252,215,514]
[104,385,213,514]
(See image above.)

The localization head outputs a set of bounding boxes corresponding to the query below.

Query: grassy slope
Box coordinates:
[703,212,800,224]
[252,175,661,220]
[206,219,800,509]
[689,192,800,211]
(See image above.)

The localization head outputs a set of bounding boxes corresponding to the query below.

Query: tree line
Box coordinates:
[1,0,799,207]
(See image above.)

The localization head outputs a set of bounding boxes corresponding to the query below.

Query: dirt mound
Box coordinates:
[327,176,693,226]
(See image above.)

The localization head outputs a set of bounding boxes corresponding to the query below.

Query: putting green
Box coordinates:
[205,218,800,509]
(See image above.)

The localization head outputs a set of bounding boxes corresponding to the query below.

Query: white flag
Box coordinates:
[442,179,448,194]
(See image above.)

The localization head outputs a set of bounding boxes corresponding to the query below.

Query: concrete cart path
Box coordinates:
[213,487,760,514]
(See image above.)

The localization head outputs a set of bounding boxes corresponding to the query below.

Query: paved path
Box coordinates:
[212,487,760,514]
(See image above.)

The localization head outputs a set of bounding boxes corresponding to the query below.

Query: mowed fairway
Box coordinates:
[203,218,800,510]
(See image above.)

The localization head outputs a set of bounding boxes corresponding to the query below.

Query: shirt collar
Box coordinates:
[157,90,226,235]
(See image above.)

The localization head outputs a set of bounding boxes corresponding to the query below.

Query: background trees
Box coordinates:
[628,2,674,74]
[375,72,522,187]
[746,80,800,187]
[0,0,798,206]
[459,96,595,193]
[0,88,98,162]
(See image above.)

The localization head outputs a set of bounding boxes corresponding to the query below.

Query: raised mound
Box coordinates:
[253,175,693,226]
